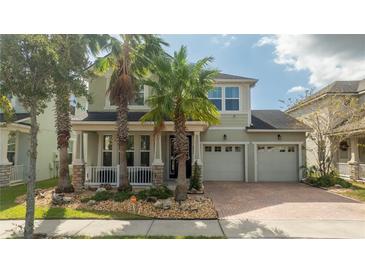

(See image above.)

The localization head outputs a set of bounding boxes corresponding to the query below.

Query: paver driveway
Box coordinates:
[204,182,365,220]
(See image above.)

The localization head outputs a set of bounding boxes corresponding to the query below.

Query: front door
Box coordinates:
[169,135,192,179]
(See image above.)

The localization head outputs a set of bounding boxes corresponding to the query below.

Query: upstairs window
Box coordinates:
[225,87,239,111]
[208,86,240,112]
[208,87,222,111]
[129,89,145,106]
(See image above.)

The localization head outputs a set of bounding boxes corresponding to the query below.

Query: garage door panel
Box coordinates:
[257,145,298,182]
[203,145,244,181]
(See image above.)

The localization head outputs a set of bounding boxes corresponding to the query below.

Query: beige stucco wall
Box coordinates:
[35,100,58,181]
[87,76,252,127]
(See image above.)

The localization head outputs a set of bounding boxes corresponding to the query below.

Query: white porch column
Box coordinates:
[348,136,360,180]
[348,137,359,163]
[0,127,11,165]
[72,131,85,191]
[152,132,163,165]
[152,132,164,185]
[193,131,202,165]
[0,127,11,186]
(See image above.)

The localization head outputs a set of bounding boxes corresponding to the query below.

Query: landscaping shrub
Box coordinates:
[136,186,173,200]
[308,175,352,188]
[114,191,134,202]
[189,161,202,190]
[92,191,114,201]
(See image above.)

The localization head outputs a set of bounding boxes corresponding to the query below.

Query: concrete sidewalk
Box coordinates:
[1,219,365,239]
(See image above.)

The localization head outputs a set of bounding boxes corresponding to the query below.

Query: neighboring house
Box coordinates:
[287,79,365,181]
[71,72,309,188]
[0,96,73,186]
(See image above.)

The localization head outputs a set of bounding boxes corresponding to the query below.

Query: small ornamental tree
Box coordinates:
[189,161,202,191]
[0,34,56,238]
[284,94,365,176]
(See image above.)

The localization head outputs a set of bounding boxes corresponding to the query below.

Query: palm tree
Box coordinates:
[142,46,220,201]
[93,35,167,191]
[51,35,109,193]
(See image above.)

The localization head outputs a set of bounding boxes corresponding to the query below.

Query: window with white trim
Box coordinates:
[208,87,222,111]
[7,132,16,165]
[67,140,74,165]
[126,135,134,166]
[103,135,113,166]
[140,135,150,166]
[129,89,145,106]
[208,86,240,112]
[225,87,239,111]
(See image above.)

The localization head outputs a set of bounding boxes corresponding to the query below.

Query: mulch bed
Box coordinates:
[15,188,218,219]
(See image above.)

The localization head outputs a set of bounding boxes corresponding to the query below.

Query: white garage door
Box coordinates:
[203,145,244,181]
[257,145,298,182]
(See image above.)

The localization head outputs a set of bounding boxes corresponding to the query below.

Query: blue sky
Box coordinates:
[161,34,310,110]
[161,34,365,110]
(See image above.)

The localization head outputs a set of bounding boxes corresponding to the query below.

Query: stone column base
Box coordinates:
[349,162,359,180]
[0,164,11,187]
[152,164,164,186]
[72,164,85,191]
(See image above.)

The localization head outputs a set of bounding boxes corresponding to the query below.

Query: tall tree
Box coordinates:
[0,35,56,238]
[0,95,14,121]
[142,46,220,201]
[50,34,105,193]
[93,35,167,191]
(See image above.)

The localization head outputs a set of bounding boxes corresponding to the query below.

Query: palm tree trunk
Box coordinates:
[55,93,73,193]
[174,106,188,201]
[117,97,130,191]
[24,103,38,239]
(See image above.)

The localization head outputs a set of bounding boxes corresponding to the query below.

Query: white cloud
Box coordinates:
[287,86,307,93]
[212,35,237,48]
[255,35,365,88]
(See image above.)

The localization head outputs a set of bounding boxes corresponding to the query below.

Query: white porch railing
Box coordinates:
[85,165,152,187]
[128,166,153,186]
[337,163,350,178]
[10,165,24,183]
[85,165,120,187]
[359,164,365,180]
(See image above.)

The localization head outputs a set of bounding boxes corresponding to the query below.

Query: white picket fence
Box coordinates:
[337,163,350,178]
[359,164,365,181]
[10,165,24,183]
[85,165,153,187]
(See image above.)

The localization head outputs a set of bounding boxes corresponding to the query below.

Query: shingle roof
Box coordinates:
[249,110,310,130]
[81,112,150,122]
[0,113,30,123]
[215,73,258,82]
[287,80,361,112]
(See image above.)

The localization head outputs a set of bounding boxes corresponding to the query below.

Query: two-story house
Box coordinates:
[287,80,365,181]
[0,97,71,186]
[70,72,309,189]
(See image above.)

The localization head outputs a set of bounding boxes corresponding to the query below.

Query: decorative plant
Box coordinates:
[189,161,202,191]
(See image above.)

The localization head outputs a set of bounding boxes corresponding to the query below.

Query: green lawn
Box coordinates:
[0,179,148,220]
[340,181,365,202]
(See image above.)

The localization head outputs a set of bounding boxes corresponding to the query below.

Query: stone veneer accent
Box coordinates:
[152,164,164,186]
[72,164,85,191]
[0,164,11,187]
[349,162,360,180]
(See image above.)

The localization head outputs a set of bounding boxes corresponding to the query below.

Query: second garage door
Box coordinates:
[203,145,244,181]
[257,144,298,182]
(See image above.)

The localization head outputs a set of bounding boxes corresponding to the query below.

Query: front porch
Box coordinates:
[71,119,207,189]
[0,126,28,186]
[336,136,365,181]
